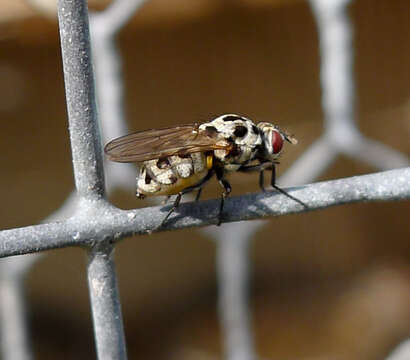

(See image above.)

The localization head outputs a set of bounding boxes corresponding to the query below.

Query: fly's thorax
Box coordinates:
[200,114,263,167]
[136,152,209,196]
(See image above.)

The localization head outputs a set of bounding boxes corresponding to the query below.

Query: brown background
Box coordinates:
[0,0,409,359]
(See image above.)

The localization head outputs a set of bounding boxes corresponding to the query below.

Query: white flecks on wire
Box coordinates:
[0,168,408,256]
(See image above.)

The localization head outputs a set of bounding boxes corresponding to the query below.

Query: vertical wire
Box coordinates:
[0,257,34,360]
[87,245,127,360]
[57,0,105,200]
[57,1,127,358]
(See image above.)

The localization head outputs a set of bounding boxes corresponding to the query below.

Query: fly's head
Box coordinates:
[257,122,298,161]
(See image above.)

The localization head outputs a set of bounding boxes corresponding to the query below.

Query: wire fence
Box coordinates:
[0,0,409,359]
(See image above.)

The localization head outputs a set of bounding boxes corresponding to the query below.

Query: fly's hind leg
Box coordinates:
[159,170,215,228]
[215,168,232,226]
[160,187,202,227]
[195,188,202,202]
[160,193,183,227]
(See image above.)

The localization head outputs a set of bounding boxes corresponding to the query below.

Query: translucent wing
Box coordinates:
[104,124,229,163]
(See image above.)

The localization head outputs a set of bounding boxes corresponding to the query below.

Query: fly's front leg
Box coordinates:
[215,168,231,226]
[270,163,277,187]
[239,162,308,208]
[269,162,309,209]
[238,161,273,192]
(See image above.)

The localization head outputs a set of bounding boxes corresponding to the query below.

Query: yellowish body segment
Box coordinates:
[150,170,209,196]
[136,152,210,197]
[206,154,213,170]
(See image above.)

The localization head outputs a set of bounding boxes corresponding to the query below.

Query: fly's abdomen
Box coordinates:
[136,153,209,196]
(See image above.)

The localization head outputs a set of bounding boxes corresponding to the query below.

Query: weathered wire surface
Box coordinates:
[0,167,409,259]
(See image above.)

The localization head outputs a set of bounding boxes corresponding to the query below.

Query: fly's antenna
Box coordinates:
[275,126,298,145]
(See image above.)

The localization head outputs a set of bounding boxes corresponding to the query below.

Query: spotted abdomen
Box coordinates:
[136,152,209,197]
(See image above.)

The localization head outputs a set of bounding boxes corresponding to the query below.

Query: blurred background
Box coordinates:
[0,0,409,359]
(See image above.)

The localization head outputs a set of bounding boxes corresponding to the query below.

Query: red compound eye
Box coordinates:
[272,131,284,154]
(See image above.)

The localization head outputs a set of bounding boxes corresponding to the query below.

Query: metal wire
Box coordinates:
[58,0,125,358]
[58,0,105,201]
[0,256,34,360]
[0,167,409,258]
[87,244,127,360]
[386,340,410,360]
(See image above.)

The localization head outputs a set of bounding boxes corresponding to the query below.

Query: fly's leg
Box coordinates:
[238,161,273,192]
[259,169,265,192]
[215,168,232,226]
[195,188,202,202]
[160,187,201,227]
[160,170,214,228]
[238,162,308,209]
[160,193,183,227]
[270,163,276,187]
[269,164,309,209]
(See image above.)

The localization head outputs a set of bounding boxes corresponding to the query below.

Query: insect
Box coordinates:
[104,114,306,226]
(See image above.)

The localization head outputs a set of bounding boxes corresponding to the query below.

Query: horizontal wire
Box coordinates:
[0,167,408,258]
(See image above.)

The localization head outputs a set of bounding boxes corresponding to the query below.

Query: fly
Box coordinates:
[104,114,307,226]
